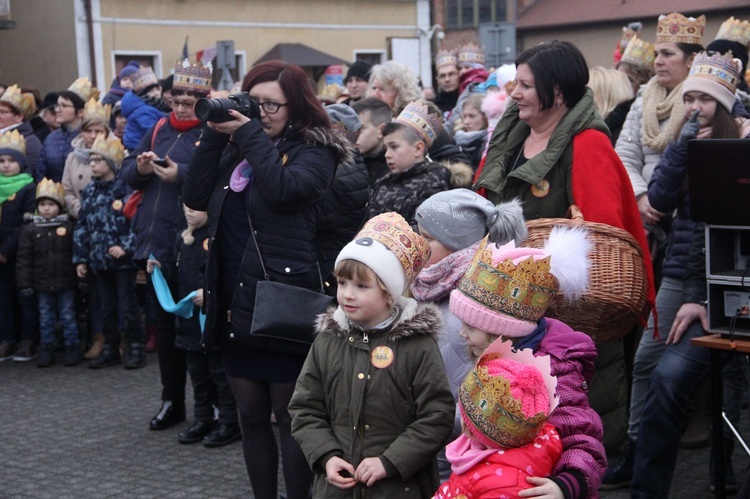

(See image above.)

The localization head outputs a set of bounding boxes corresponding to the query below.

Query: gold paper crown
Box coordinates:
[459,340,559,448]
[656,12,705,45]
[319,83,345,103]
[0,129,26,156]
[689,51,743,94]
[173,59,213,95]
[435,49,458,69]
[716,16,750,48]
[395,99,442,147]
[133,66,159,93]
[68,77,99,102]
[457,43,485,65]
[91,133,124,166]
[621,36,656,70]
[0,85,36,119]
[83,98,111,124]
[36,178,65,207]
[354,212,430,283]
[457,237,559,326]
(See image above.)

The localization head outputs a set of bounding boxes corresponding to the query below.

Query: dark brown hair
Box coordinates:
[242,60,330,137]
[515,40,589,110]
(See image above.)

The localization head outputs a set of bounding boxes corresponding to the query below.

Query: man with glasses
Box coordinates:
[432,49,460,115]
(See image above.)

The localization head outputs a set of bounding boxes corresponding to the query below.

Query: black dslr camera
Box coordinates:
[194,92,261,123]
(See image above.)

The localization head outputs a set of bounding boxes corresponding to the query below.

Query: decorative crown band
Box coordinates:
[656,12,706,45]
[456,237,559,325]
[133,66,159,93]
[0,85,36,119]
[716,16,750,48]
[457,43,485,65]
[435,49,458,68]
[395,98,441,147]
[621,37,656,70]
[0,129,26,155]
[173,59,213,94]
[689,51,743,93]
[91,133,125,165]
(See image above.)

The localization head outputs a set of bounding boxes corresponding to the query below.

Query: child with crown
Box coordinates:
[16,178,79,367]
[73,134,146,370]
[367,99,453,229]
[0,129,37,362]
[447,226,606,497]
[290,212,455,498]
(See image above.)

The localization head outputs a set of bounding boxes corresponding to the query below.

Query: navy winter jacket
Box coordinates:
[0,179,35,260]
[121,91,167,151]
[16,122,42,178]
[73,177,136,272]
[121,116,206,263]
[183,121,339,347]
[39,124,80,182]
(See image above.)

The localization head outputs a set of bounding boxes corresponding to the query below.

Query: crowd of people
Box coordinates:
[1,9,750,499]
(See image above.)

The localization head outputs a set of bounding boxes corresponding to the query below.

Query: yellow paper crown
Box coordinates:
[68,77,99,102]
[36,178,65,207]
[355,212,431,284]
[621,36,656,70]
[83,98,111,124]
[319,83,345,103]
[91,133,124,166]
[0,85,36,119]
[457,237,559,326]
[656,12,705,45]
[173,59,213,95]
[435,49,458,69]
[395,98,442,147]
[0,129,26,156]
[716,17,750,48]
[689,51,743,94]
[133,66,159,93]
[457,43,485,65]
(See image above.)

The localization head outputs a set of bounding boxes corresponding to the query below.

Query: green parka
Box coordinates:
[289,298,455,498]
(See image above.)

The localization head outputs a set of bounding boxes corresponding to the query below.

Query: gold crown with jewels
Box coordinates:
[621,37,656,70]
[656,12,705,45]
[395,98,442,147]
[435,49,458,69]
[457,43,485,65]
[173,59,212,95]
[689,51,743,93]
[0,85,36,119]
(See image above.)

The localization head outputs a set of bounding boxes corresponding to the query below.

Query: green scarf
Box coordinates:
[0,173,33,204]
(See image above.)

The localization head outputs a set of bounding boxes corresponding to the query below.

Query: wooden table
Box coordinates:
[690,335,750,498]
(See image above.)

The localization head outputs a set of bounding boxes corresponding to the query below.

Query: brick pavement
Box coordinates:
[1,350,748,498]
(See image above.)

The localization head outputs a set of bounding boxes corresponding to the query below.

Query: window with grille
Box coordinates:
[445,0,508,29]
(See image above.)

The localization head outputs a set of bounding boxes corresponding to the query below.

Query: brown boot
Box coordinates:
[84,334,104,360]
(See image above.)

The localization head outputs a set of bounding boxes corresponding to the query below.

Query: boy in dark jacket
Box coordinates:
[17,178,79,367]
[0,130,37,361]
[367,99,451,229]
[289,213,455,498]
[73,134,145,369]
[351,97,391,190]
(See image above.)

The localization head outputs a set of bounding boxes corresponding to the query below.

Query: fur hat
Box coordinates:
[415,190,527,251]
[683,51,743,112]
[450,226,591,337]
[36,178,65,211]
[459,338,559,448]
[345,60,373,83]
[0,129,27,168]
[325,103,363,144]
[336,212,431,298]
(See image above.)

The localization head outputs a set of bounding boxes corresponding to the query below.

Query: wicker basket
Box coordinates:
[523,205,647,343]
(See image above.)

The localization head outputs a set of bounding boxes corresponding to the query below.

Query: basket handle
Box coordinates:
[566,205,585,227]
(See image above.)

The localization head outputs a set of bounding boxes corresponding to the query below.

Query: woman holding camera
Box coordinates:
[183,61,342,499]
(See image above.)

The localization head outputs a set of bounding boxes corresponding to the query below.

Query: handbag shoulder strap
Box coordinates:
[151,117,168,151]
[244,186,325,292]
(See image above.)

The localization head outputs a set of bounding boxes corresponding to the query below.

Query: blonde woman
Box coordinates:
[367,61,422,116]
[588,66,634,144]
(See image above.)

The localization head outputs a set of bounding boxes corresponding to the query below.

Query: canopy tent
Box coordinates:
[254,43,351,79]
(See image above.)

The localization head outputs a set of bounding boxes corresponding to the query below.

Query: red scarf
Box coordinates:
[169,113,202,132]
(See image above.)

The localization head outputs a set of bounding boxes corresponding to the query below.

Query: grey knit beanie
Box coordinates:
[415,189,527,251]
[325,103,363,144]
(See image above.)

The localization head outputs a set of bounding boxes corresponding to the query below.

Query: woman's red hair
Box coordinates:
[242,60,330,136]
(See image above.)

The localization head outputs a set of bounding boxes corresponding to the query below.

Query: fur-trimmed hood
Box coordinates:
[315,297,443,342]
[441,160,475,189]
[305,126,356,170]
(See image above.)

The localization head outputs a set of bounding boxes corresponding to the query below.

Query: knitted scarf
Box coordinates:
[410,241,480,302]
[169,113,202,132]
[641,77,686,153]
[0,173,33,204]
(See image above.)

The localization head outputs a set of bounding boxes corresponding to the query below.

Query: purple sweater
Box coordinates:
[535,318,606,499]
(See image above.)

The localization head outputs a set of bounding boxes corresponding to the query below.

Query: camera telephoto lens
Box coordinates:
[194,98,238,123]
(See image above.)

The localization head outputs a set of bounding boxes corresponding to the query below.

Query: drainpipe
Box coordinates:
[84,0,97,87]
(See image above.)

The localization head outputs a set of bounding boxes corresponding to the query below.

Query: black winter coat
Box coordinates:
[174,225,209,351]
[183,120,339,348]
[16,215,77,292]
[0,180,35,260]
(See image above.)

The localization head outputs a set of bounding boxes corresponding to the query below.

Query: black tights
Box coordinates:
[227,376,312,499]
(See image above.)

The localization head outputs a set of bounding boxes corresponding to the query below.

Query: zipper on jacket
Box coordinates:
[144,131,183,259]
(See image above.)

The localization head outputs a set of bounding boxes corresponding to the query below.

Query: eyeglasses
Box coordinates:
[437,72,458,79]
[55,102,75,110]
[88,156,105,164]
[257,101,288,115]
[0,109,13,115]
[171,100,196,109]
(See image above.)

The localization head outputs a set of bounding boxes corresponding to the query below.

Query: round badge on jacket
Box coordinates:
[112,199,123,211]
[371,346,394,369]
[530,180,550,198]
[56,227,67,236]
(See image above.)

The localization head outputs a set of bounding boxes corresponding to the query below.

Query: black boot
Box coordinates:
[709,437,738,493]
[149,401,185,430]
[89,344,120,369]
[123,343,146,369]
[600,438,635,490]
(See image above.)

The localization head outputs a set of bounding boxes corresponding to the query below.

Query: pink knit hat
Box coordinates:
[459,338,559,448]
[450,226,591,337]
